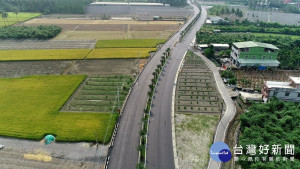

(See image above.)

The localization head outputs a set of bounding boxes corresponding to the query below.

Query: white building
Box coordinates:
[262,77,300,102]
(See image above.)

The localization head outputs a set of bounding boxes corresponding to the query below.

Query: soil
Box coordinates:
[0,40,96,50]
[0,59,140,78]
[0,149,97,169]
[234,69,300,90]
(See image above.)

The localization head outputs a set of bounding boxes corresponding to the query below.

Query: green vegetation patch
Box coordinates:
[0,75,117,143]
[0,25,62,39]
[65,75,134,113]
[87,48,156,59]
[95,39,166,48]
[0,49,91,61]
[0,12,41,27]
[175,114,219,169]
[239,99,300,168]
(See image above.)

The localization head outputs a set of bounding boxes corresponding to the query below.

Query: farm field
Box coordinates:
[54,30,175,40]
[233,69,300,90]
[95,39,166,48]
[0,49,90,61]
[0,75,117,143]
[0,59,142,78]
[63,75,133,113]
[0,12,41,27]
[0,40,96,50]
[175,51,221,169]
[87,48,156,59]
[23,18,182,40]
[176,52,222,114]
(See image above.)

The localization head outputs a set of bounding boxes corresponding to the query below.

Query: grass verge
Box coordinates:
[0,12,41,27]
[0,75,117,143]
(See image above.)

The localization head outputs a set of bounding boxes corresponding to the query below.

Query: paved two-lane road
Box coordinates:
[193,51,237,169]
[146,4,208,169]
[108,2,201,169]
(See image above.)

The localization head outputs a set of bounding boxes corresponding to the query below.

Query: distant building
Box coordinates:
[240,91,262,103]
[211,44,229,50]
[205,19,212,24]
[197,44,229,50]
[90,2,165,6]
[207,16,229,24]
[230,41,280,68]
[262,76,300,102]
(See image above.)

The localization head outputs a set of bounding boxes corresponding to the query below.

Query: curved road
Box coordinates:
[108,2,201,169]
[193,50,236,169]
[146,4,208,169]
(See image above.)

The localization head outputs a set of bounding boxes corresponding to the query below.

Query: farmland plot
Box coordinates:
[63,75,134,113]
[24,19,182,40]
[0,75,117,143]
[175,52,221,169]
[0,40,96,50]
[0,12,41,27]
[86,48,155,59]
[0,49,90,61]
[95,39,166,48]
[176,53,222,114]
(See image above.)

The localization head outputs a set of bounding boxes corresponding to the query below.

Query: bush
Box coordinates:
[0,25,62,39]
[221,70,235,79]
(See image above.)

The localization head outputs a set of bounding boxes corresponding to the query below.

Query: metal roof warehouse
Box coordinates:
[90,2,166,6]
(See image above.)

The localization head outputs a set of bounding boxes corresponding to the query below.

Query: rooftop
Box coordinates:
[239,91,262,101]
[265,81,293,89]
[237,59,280,64]
[211,44,229,47]
[233,41,279,50]
[290,76,300,84]
[90,2,165,6]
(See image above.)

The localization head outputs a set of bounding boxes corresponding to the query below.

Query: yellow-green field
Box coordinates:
[95,39,166,48]
[0,12,41,27]
[0,75,118,142]
[87,48,156,59]
[0,49,91,61]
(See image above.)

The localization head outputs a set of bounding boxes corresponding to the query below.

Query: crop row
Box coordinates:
[64,75,133,113]
[175,51,222,114]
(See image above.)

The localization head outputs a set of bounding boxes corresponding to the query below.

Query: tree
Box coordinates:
[204,45,215,58]
[12,7,19,22]
[238,99,300,168]
[1,10,8,26]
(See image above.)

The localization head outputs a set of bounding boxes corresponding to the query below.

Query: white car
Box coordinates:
[0,145,4,149]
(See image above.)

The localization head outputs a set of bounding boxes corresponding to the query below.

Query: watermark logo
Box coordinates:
[210,142,232,162]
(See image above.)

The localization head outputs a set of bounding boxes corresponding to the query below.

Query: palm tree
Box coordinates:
[1,10,8,26]
[13,7,19,22]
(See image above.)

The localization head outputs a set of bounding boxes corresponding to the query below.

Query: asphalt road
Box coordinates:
[146,5,208,169]
[192,51,237,169]
[108,2,204,169]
